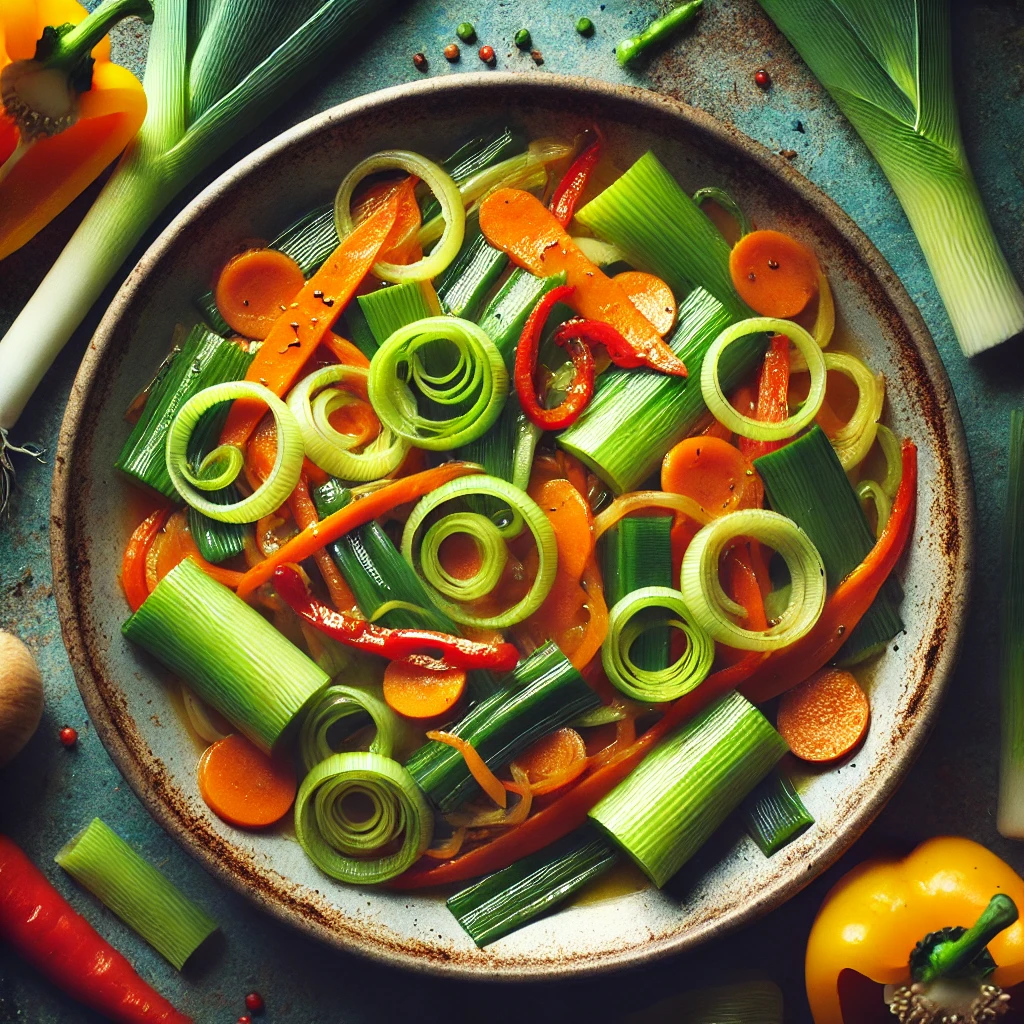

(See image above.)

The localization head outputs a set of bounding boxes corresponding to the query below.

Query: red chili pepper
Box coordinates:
[392,441,918,890]
[549,128,604,227]
[515,284,596,430]
[0,835,191,1023]
[552,316,645,370]
[273,566,520,672]
[739,333,791,460]
[121,507,171,612]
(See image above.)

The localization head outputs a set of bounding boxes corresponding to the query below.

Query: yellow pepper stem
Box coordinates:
[917,894,1019,986]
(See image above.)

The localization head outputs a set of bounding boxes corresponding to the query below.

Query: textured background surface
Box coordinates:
[1,1,1022,1020]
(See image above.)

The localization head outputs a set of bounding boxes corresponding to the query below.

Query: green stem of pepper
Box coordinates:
[917,895,1019,985]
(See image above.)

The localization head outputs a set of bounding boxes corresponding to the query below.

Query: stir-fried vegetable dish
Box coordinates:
[115,123,917,947]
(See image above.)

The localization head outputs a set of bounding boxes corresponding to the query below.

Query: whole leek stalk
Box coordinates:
[0,0,393,513]
[757,0,1024,357]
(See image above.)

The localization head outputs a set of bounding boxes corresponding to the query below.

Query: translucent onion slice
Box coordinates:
[857,479,892,538]
[813,270,836,348]
[602,586,715,703]
[420,512,508,602]
[298,684,400,771]
[875,424,903,498]
[680,509,826,651]
[401,475,557,628]
[181,685,229,744]
[593,491,711,543]
[368,316,509,451]
[444,767,533,828]
[294,752,432,884]
[166,381,303,523]
[287,364,409,481]
[334,150,465,283]
[792,348,884,470]
[702,318,826,441]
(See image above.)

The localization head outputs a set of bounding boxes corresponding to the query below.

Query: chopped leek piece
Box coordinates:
[435,212,509,319]
[589,691,787,886]
[739,770,814,856]
[295,751,432,884]
[624,978,785,1024]
[56,818,217,970]
[299,683,400,771]
[406,642,601,812]
[447,826,618,946]
[681,509,826,651]
[693,186,751,238]
[401,475,558,628]
[357,280,442,347]
[999,411,1024,838]
[477,269,567,369]
[757,0,1024,357]
[576,150,749,319]
[602,515,673,670]
[123,559,328,753]
[194,291,232,337]
[341,302,381,360]
[754,426,904,664]
[115,326,252,499]
[559,288,763,493]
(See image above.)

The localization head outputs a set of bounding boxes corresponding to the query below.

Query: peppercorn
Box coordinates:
[59,726,78,748]
[237,1018,251,1024]
[576,16,595,36]
[412,52,428,72]
[754,68,771,89]
[244,992,264,1014]
[456,21,476,43]
[531,49,544,65]
[514,28,531,49]
[478,44,495,64]
[444,42,460,61]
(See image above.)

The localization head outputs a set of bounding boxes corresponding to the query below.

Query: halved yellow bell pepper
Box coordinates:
[0,0,146,260]
[806,836,1024,1023]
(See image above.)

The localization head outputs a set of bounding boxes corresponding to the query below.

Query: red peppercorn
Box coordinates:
[59,726,78,748]
[244,992,264,1013]
[237,1017,251,1024]
[412,52,428,72]
[444,42,460,61]
[754,68,771,89]
[478,44,495,64]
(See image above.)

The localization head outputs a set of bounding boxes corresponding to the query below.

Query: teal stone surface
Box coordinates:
[1,1,1022,1020]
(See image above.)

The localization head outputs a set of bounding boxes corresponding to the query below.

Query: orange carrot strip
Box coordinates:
[776,668,870,763]
[235,463,482,600]
[214,249,306,339]
[661,435,764,517]
[383,661,467,720]
[612,270,677,336]
[426,731,507,809]
[155,512,245,590]
[320,331,371,369]
[197,733,297,828]
[729,229,820,318]
[510,727,588,794]
[220,194,400,450]
[479,188,686,376]
[121,507,170,611]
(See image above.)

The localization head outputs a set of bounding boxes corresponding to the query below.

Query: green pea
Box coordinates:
[514,28,532,49]
[456,22,476,43]
[575,16,595,36]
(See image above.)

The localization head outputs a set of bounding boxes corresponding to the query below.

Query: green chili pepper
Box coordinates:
[616,0,703,66]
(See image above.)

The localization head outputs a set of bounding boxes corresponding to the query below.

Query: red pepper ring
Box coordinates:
[515,284,596,431]
[549,126,605,227]
[553,316,648,370]
[272,565,520,672]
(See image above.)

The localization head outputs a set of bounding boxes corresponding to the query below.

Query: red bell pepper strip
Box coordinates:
[515,285,595,430]
[549,128,603,227]
[391,653,765,890]
[234,462,481,600]
[0,835,191,1023]
[121,507,170,612]
[392,442,918,889]
[554,316,660,371]
[739,334,791,460]
[273,565,520,672]
[740,439,917,704]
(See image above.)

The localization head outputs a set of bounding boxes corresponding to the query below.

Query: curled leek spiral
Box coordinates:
[298,685,400,772]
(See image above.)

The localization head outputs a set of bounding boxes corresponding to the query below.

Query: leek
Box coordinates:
[435,213,509,320]
[358,281,442,347]
[589,691,787,887]
[406,642,601,812]
[624,979,785,1024]
[123,559,328,752]
[998,411,1024,838]
[56,818,217,969]
[756,0,1024,356]
[299,683,399,771]
[739,770,814,856]
[0,0,396,513]
[447,826,618,947]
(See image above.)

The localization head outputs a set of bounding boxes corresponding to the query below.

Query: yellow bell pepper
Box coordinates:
[0,0,147,260]
[806,836,1024,1023]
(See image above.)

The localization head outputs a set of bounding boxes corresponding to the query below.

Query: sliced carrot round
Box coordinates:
[613,270,677,336]
[214,248,305,339]
[729,229,820,318]
[511,727,588,795]
[661,435,763,517]
[197,733,297,828]
[777,668,870,763]
[383,660,467,720]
